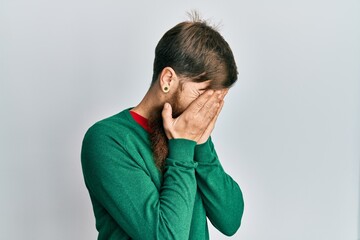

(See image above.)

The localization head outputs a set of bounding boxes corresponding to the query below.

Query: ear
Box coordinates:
[159,67,178,93]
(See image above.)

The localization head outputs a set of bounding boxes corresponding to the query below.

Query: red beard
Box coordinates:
[148,91,183,171]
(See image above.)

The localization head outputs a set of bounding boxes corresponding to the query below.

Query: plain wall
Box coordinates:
[1,0,359,239]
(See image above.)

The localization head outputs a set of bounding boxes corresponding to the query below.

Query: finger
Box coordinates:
[218,88,229,100]
[208,98,224,128]
[197,91,222,122]
[222,88,229,98]
[198,99,224,143]
[161,102,173,130]
[212,99,224,124]
[187,89,214,114]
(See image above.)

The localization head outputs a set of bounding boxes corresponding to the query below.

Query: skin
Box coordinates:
[132,67,228,144]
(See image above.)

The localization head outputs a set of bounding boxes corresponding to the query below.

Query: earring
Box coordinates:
[163,85,170,93]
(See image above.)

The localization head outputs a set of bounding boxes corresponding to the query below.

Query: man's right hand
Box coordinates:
[162,90,224,143]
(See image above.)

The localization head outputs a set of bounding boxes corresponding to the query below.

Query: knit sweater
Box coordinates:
[81,108,244,240]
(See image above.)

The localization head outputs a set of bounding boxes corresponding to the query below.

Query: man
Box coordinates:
[81,14,244,240]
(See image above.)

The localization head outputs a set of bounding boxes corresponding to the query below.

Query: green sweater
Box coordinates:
[81,108,244,240]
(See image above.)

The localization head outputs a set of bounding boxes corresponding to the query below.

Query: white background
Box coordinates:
[1,0,359,239]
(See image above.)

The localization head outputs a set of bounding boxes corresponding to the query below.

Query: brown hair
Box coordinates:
[151,13,238,89]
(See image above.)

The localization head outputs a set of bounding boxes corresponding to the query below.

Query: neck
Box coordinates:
[132,86,164,119]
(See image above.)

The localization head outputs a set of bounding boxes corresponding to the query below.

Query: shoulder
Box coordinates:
[82,108,136,148]
[81,108,150,171]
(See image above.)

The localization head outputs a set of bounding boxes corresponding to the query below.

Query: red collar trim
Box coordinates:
[130,110,152,133]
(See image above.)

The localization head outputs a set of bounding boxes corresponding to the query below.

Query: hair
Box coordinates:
[151,11,238,89]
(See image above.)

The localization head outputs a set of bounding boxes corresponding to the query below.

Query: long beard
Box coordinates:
[148,92,183,171]
[148,115,168,171]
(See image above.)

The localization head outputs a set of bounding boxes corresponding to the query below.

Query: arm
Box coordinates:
[81,123,198,240]
[194,137,244,236]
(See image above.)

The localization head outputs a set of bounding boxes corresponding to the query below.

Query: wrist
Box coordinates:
[194,137,215,163]
[168,138,197,162]
[197,136,209,145]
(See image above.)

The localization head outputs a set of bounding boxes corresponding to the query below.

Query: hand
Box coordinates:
[197,89,228,144]
[162,90,224,143]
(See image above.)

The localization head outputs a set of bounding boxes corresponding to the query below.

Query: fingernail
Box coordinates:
[208,90,214,95]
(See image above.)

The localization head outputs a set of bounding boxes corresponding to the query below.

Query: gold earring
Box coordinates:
[163,85,170,93]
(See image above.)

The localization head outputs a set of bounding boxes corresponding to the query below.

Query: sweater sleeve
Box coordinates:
[194,137,244,236]
[81,123,198,240]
